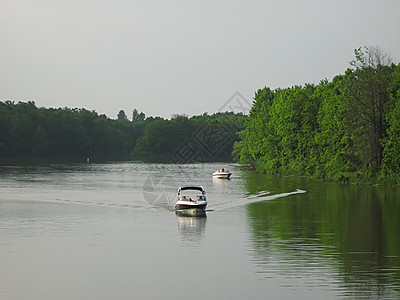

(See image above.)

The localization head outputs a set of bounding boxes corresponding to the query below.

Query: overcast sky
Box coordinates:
[1,0,399,119]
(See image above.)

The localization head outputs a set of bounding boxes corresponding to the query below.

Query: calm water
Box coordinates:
[0,162,399,299]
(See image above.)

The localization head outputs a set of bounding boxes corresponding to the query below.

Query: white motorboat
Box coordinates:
[212,168,232,179]
[175,186,207,211]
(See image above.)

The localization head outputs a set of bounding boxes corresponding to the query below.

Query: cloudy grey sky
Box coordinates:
[1,0,399,119]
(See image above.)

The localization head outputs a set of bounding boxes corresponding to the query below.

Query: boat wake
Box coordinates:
[209,189,306,211]
[1,188,306,213]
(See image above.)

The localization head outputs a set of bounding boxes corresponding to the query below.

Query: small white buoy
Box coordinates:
[86,157,90,163]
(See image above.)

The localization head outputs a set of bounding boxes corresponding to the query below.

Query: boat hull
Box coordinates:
[212,172,231,179]
[175,208,207,217]
[175,203,207,210]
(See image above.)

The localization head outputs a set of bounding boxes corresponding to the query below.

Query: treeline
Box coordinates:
[0,101,245,162]
[234,47,400,185]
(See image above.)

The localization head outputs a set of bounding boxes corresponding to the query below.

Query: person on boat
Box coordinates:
[221,168,225,172]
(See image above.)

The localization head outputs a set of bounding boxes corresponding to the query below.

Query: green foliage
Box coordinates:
[117,110,129,122]
[132,112,246,162]
[0,102,139,159]
[132,109,145,123]
[381,63,400,183]
[235,46,400,185]
[0,102,245,162]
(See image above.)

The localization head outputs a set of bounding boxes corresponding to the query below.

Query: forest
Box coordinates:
[2,46,399,185]
[233,46,400,185]
[0,101,245,163]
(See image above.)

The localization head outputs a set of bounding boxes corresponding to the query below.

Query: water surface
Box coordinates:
[0,162,399,299]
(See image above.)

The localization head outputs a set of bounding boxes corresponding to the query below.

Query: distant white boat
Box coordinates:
[175,186,207,211]
[212,168,232,179]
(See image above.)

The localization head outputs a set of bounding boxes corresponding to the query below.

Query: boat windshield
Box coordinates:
[180,191,204,201]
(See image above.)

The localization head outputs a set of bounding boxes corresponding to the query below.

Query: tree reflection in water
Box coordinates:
[244,172,400,299]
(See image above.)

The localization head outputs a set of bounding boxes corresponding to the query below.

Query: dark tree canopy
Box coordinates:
[0,102,245,163]
[117,110,129,122]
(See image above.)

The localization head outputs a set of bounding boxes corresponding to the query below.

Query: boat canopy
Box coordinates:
[178,186,205,193]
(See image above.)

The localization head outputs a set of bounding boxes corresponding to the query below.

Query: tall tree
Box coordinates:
[132,109,146,123]
[237,87,275,169]
[117,110,129,122]
[347,46,393,172]
[382,63,400,179]
[315,75,358,181]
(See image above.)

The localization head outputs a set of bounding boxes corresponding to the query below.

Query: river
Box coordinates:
[0,162,399,299]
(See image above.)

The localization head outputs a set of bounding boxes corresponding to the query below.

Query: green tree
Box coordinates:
[315,74,359,181]
[117,110,129,122]
[381,63,400,181]
[132,109,146,123]
[347,46,394,173]
[235,87,275,169]
[234,46,400,184]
